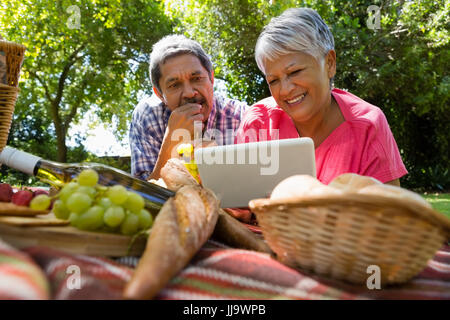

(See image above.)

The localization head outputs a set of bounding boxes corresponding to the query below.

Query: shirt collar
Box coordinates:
[205,95,219,131]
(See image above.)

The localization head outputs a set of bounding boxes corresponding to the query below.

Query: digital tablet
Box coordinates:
[194,138,316,208]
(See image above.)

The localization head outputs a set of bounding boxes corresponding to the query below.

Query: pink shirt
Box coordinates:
[235,88,408,184]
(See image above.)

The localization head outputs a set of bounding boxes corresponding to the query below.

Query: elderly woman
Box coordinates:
[236,8,407,185]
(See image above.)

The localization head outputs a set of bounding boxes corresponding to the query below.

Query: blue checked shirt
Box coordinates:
[130,93,248,180]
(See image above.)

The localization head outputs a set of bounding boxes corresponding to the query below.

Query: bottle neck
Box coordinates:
[0,146,42,176]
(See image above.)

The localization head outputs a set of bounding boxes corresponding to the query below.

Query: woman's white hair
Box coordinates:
[255,8,335,74]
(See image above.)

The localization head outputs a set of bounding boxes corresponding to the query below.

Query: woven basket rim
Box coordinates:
[249,192,450,234]
[0,40,27,50]
[0,83,20,91]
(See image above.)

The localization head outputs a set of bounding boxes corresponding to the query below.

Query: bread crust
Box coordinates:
[212,209,272,254]
[358,184,432,209]
[270,175,341,200]
[160,158,198,192]
[329,173,381,192]
[123,185,219,299]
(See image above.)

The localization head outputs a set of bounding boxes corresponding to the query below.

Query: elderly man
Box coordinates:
[130,35,248,180]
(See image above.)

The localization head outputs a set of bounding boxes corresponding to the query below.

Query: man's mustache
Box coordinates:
[184,97,206,105]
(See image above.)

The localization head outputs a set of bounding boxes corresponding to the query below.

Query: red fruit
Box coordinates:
[33,189,49,197]
[0,183,13,202]
[11,190,34,207]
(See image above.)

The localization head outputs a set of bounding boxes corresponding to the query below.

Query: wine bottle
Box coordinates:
[0,146,175,214]
[176,143,200,183]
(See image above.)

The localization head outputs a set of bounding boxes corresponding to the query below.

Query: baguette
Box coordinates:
[160,158,198,192]
[161,157,271,253]
[123,184,219,300]
[148,178,168,189]
[212,209,272,254]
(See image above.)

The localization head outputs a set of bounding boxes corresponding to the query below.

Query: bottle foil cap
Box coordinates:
[0,146,41,175]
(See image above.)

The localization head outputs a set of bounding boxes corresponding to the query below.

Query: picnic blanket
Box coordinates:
[0,237,449,300]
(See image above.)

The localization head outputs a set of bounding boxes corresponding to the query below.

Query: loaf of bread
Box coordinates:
[160,158,198,192]
[329,173,382,192]
[160,157,271,253]
[212,209,272,254]
[357,184,432,209]
[148,178,167,189]
[270,175,342,200]
[123,184,219,299]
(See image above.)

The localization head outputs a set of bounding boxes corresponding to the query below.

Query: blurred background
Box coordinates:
[0,0,448,192]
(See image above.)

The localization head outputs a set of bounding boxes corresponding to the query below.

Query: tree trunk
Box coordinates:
[49,45,85,163]
[56,131,67,163]
[50,98,67,163]
[53,115,67,163]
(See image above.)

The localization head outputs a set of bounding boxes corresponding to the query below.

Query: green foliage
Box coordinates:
[0,0,173,162]
[411,165,450,193]
[85,155,131,173]
[165,0,449,191]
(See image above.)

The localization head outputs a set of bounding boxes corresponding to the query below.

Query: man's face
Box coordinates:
[155,54,214,122]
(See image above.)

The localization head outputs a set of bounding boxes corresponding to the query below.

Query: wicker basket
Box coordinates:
[0,40,26,87]
[0,40,26,152]
[249,193,450,286]
[0,84,19,152]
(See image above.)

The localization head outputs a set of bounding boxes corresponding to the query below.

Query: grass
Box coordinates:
[422,193,450,219]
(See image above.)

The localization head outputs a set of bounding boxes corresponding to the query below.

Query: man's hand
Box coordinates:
[167,103,204,138]
[148,103,205,181]
[194,139,217,149]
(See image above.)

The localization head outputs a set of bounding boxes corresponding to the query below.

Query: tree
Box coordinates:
[0,0,173,162]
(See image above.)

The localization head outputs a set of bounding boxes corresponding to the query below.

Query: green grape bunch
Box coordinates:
[32,169,153,235]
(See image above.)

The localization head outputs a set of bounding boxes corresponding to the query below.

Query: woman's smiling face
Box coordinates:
[263,50,336,124]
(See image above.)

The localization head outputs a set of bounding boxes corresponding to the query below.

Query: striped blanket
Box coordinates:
[0,238,448,300]
[0,240,50,299]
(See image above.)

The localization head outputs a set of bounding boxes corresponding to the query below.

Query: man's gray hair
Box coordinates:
[255,8,335,74]
[149,34,213,92]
